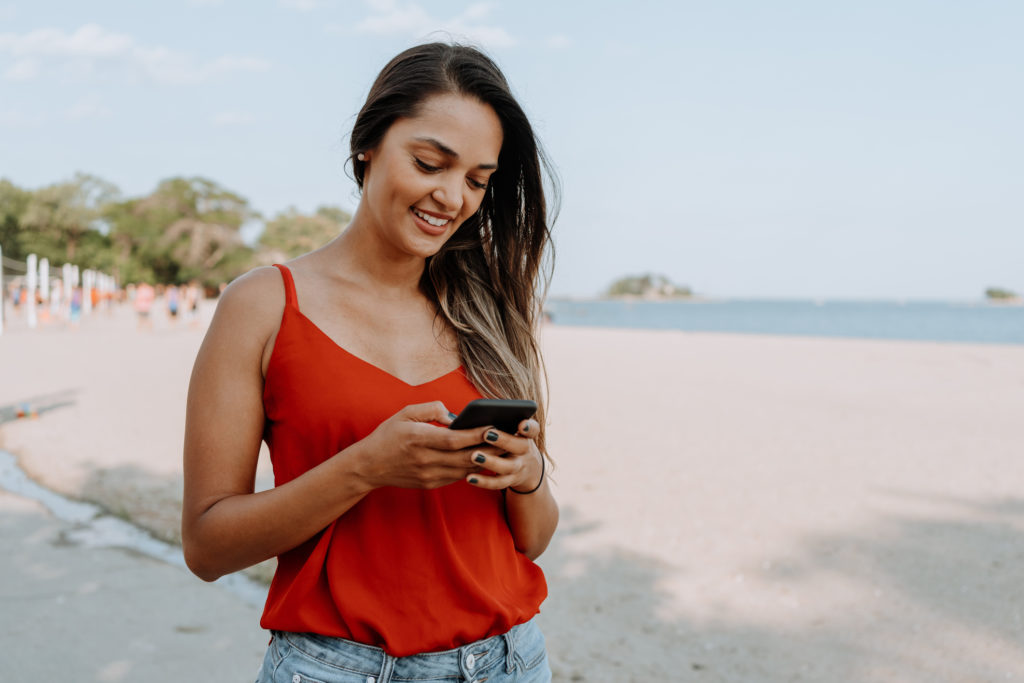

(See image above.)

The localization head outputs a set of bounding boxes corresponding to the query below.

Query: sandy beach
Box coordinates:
[1,301,1023,681]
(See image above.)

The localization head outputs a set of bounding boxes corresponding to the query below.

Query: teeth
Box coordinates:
[413,208,449,227]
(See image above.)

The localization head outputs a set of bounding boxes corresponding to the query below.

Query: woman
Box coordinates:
[182,43,558,682]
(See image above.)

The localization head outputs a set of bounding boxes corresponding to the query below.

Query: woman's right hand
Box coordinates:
[355,401,488,490]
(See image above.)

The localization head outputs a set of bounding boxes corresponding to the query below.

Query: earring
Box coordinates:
[357,153,366,161]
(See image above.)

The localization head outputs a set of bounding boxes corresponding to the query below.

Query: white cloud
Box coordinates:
[66,94,113,120]
[355,0,515,48]
[212,110,255,126]
[3,58,37,80]
[0,23,270,84]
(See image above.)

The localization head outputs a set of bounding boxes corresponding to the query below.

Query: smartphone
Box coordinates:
[448,398,537,434]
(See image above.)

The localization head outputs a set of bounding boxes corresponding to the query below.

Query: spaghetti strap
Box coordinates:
[272,264,298,310]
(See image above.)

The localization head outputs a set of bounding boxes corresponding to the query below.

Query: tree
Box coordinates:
[258,205,351,261]
[111,176,257,286]
[985,287,1019,301]
[606,273,692,299]
[104,197,160,284]
[18,173,119,266]
[0,179,32,261]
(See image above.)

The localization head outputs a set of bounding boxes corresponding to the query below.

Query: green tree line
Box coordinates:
[0,173,350,289]
[606,273,692,299]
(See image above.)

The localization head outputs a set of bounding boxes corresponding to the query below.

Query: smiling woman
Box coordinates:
[181,43,559,682]
[358,94,502,251]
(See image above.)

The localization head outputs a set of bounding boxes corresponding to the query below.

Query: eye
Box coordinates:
[413,157,440,173]
[467,177,488,190]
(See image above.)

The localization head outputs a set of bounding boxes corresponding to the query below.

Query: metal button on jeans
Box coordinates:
[292,676,301,683]
[367,677,376,683]
[466,653,476,670]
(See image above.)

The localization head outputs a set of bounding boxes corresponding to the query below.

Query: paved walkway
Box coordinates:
[0,490,268,680]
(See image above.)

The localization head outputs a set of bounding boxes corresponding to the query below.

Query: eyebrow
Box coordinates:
[414,136,498,170]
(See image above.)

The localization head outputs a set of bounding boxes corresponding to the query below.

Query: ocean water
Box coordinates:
[544,298,1024,346]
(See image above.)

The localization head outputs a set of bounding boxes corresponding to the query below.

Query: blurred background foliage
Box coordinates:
[0,173,351,290]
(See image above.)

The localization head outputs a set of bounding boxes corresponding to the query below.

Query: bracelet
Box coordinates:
[508,456,545,495]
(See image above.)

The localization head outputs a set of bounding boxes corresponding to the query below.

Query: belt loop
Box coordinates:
[377,651,395,683]
[503,627,517,674]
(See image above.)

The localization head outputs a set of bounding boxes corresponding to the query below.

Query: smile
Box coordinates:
[412,207,451,228]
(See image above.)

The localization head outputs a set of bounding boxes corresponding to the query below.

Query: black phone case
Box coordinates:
[448,399,537,434]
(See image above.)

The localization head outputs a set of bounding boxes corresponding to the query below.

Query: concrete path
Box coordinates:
[0,490,267,680]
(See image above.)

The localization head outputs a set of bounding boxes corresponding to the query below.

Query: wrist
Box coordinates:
[509,451,545,495]
[340,439,377,495]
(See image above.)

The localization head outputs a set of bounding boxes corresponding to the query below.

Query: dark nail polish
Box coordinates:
[485,431,499,442]
[522,424,530,433]
[448,412,458,420]
[468,477,479,485]
[474,453,487,464]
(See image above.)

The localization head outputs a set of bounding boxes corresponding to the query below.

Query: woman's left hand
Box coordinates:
[461,419,544,491]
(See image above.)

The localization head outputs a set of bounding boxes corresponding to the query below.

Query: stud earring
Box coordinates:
[357,153,366,161]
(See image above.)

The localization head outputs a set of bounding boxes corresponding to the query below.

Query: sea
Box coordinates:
[544,298,1024,346]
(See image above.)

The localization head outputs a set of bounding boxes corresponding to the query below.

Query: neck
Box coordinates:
[325,205,428,298]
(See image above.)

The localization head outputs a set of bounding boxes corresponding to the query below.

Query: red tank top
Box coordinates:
[259,264,547,656]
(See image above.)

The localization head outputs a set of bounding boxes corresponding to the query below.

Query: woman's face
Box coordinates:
[360,93,503,259]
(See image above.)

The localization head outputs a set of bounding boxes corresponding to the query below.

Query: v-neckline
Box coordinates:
[289,305,464,388]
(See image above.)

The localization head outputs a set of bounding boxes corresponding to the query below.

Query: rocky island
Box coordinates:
[605,273,693,300]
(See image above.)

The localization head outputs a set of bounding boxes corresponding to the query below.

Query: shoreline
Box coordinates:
[550,294,1019,305]
[546,321,1024,350]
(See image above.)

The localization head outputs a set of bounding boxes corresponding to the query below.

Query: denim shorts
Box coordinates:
[255,618,551,683]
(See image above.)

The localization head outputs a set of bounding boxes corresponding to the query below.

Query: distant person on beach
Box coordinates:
[134,282,155,330]
[166,284,180,324]
[182,43,558,682]
[184,280,201,327]
[69,286,82,326]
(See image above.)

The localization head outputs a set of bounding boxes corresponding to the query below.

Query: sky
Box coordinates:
[1,0,1021,300]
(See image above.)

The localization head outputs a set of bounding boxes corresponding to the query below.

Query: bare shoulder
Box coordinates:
[206,266,287,350]
[216,265,285,312]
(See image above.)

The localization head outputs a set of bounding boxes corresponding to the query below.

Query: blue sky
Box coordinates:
[1,1,1021,300]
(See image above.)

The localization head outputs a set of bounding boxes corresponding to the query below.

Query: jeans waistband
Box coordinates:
[276,620,535,681]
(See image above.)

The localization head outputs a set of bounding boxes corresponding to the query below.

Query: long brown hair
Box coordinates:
[350,43,558,459]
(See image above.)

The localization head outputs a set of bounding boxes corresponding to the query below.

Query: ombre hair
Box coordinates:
[350,43,558,459]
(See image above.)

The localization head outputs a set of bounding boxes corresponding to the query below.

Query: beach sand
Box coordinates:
[1,302,1023,681]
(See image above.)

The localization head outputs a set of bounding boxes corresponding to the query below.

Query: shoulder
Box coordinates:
[218,266,286,312]
[208,266,288,346]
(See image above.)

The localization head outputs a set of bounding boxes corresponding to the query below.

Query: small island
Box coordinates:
[605,273,693,300]
[985,287,1022,305]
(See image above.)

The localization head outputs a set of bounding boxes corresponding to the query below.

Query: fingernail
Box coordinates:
[468,477,479,485]
[448,412,457,420]
[474,453,486,464]
[485,431,499,442]
[522,424,530,432]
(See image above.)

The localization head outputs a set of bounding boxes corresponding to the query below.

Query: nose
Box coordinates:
[431,173,464,214]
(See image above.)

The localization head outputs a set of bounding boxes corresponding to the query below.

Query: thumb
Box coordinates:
[402,401,455,425]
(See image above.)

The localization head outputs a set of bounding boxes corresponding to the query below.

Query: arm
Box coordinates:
[181,268,484,581]
[181,268,372,580]
[464,421,559,560]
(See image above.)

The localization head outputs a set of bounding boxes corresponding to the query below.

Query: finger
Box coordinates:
[431,427,498,451]
[466,471,521,490]
[468,449,517,474]
[479,428,528,456]
[516,419,540,438]
[449,445,502,464]
[402,401,454,425]
[422,465,481,488]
